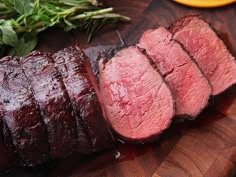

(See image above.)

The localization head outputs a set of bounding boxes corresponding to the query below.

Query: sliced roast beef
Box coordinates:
[0,119,17,171]
[53,46,113,152]
[99,46,175,140]
[21,52,78,158]
[138,27,212,117]
[0,56,49,166]
[171,16,236,95]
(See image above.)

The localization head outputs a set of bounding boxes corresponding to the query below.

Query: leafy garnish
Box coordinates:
[0,19,18,46]
[0,0,130,57]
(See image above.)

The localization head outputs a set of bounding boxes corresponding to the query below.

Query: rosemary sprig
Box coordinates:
[0,0,130,57]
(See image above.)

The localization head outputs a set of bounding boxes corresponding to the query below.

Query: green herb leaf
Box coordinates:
[0,0,130,57]
[13,0,32,15]
[8,33,37,56]
[0,37,4,45]
[0,21,18,46]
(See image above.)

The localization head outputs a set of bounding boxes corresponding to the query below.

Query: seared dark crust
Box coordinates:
[52,48,92,153]
[110,127,160,144]
[85,44,125,79]
[53,46,113,152]
[0,118,17,172]
[21,51,78,158]
[169,15,203,34]
[0,56,49,166]
[84,59,114,151]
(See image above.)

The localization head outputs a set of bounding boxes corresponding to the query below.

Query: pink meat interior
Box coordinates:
[171,16,236,95]
[138,27,212,117]
[99,47,174,139]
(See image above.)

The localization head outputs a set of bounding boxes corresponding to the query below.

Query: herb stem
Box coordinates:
[69,7,114,20]
[15,21,45,33]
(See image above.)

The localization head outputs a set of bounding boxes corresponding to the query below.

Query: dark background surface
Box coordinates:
[1,0,236,177]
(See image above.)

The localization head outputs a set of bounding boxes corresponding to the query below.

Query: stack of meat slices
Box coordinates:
[170,16,236,95]
[0,15,235,171]
[100,15,236,139]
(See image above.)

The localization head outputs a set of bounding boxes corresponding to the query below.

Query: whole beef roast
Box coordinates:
[138,27,212,117]
[99,46,175,140]
[171,16,236,95]
[53,46,113,153]
[21,52,78,159]
[0,56,49,166]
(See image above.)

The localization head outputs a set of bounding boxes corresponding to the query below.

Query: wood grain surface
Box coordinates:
[1,0,236,177]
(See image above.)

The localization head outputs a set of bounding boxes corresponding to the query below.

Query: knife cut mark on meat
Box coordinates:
[53,46,113,153]
[0,56,49,165]
[21,51,78,159]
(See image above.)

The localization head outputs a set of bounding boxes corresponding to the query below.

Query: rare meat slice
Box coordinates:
[53,46,113,152]
[138,27,212,117]
[171,16,236,95]
[0,119,17,171]
[0,56,49,166]
[21,52,78,158]
[99,46,174,140]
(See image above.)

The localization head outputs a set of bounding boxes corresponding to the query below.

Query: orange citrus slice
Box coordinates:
[173,0,235,8]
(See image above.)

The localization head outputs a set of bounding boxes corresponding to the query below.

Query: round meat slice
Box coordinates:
[0,56,49,166]
[170,16,236,95]
[138,27,212,118]
[99,46,175,140]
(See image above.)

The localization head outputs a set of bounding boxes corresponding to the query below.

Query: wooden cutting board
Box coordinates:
[2,0,236,177]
